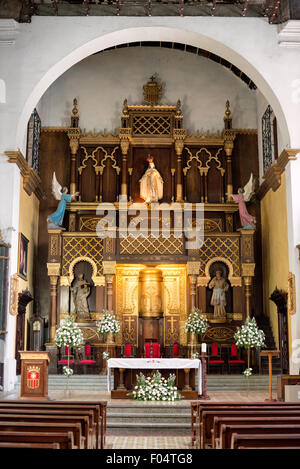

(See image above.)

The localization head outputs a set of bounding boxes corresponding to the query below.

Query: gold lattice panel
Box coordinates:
[132,114,172,136]
[62,236,104,276]
[120,235,184,255]
[199,236,240,276]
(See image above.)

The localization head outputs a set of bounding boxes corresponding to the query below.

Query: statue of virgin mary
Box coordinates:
[139,156,163,204]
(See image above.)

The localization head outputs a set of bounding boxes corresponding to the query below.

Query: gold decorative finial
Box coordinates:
[123,98,129,114]
[72,98,78,116]
[225,100,231,119]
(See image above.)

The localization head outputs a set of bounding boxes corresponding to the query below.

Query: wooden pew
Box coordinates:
[219,424,300,449]
[0,408,95,449]
[0,430,75,449]
[0,442,61,449]
[214,416,300,449]
[0,421,83,449]
[192,402,300,448]
[231,433,300,449]
[201,408,300,448]
[191,401,300,446]
[0,413,88,449]
[0,401,105,449]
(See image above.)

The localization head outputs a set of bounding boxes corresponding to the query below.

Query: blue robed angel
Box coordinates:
[47,173,79,228]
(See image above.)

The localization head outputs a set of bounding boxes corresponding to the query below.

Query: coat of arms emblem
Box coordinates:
[27,366,40,389]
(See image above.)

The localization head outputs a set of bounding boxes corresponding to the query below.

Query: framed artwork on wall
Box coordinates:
[18,233,29,280]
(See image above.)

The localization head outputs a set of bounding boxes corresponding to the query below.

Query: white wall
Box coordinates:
[39,47,257,133]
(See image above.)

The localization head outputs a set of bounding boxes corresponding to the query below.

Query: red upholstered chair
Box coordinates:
[144,342,151,358]
[228,344,245,373]
[207,343,225,374]
[78,343,97,374]
[152,342,160,358]
[121,343,135,358]
[173,343,180,358]
[144,342,160,358]
[57,346,75,373]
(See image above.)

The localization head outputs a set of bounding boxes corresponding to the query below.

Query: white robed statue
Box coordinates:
[139,156,163,204]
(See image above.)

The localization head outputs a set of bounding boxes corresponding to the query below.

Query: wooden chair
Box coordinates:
[207,343,225,374]
[227,344,245,373]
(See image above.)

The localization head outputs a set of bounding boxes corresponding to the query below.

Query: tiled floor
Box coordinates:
[106,435,192,449]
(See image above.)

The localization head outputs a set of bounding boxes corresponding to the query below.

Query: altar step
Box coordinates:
[15,374,278,392]
[206,374,278,391]
[107,403,191,435]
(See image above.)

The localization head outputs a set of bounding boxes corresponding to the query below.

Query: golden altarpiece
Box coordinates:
[46,78,256,372]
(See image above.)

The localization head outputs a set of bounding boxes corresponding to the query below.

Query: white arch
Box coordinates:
[16,26,290,151]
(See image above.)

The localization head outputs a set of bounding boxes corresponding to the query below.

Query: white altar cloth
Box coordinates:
[107,358,202,394]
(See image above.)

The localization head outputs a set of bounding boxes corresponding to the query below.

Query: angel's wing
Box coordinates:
[243,173,256,202]
[51,172,62,201]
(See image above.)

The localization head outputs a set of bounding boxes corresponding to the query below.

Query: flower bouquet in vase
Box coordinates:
[234,317,265,390]
[54,316,84,395]
[97,310,120,369]
[184,308,209,357]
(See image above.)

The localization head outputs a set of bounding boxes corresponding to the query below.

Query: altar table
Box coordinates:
[107,358,202,399]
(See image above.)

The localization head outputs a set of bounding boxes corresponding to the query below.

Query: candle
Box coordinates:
[201,343,207,353]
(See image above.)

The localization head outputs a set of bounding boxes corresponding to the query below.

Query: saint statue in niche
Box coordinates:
[71,273,91,320]
[47,172,79,228]
[228,173,256,230]
[139,156,163,204]
[208,270,229,322]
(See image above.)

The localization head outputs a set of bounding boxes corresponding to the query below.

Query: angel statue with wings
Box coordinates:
[139,156,163,204]
[228,173,256,230]
[47,173,79,228]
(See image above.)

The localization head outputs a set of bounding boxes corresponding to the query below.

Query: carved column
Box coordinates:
[240,229,255,318]
[119,128,131,200]
[67,128,81,195]
[187,262,201,312]
[47,263,61,343]
[224,134,235,202]
[103,261,116,311]
[174,129,186,203]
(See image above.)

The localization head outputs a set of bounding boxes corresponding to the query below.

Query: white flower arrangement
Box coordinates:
[184,308,209,335]
[63,366,74,377]
[131,371,180,401]
[234,317,265,350]
[191,352,199,359]
[97,310,120,335]
[54,317,84,349]
[243,367,253,378]
[103,351,110,360]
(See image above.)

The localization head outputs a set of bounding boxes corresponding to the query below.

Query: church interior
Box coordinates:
[1,0,300,451]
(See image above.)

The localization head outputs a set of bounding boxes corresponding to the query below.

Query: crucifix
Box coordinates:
[125,315,135,332]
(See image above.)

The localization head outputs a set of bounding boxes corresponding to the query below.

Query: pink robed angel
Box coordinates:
[229,173,256,230]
